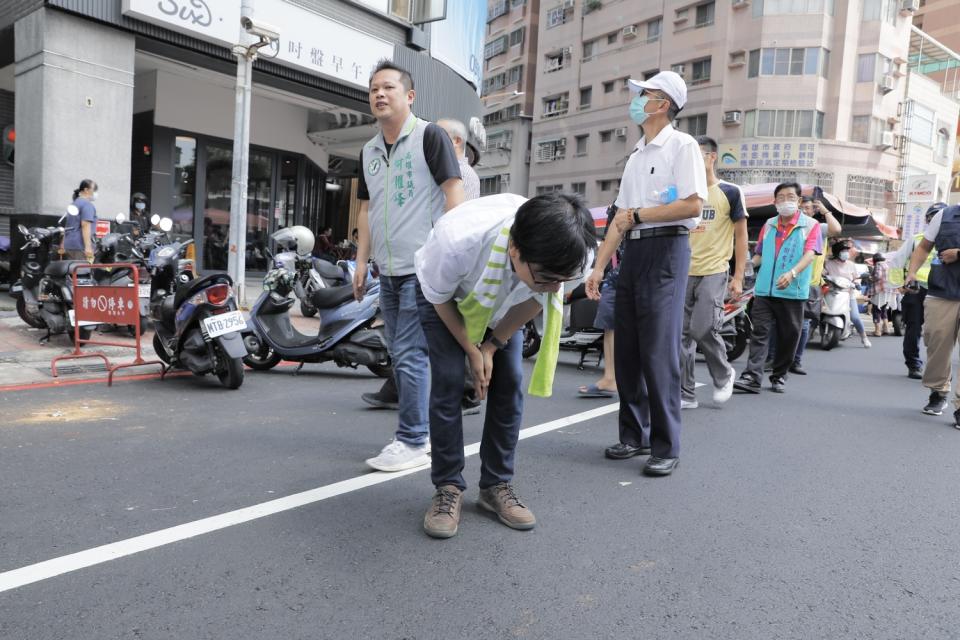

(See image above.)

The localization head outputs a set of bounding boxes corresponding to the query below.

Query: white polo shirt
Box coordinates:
[614,124,708,230]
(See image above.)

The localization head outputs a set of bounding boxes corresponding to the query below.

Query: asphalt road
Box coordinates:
[2,334,959,639]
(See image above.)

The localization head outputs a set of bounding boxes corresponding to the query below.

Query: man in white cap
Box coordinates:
[586,70,707,477]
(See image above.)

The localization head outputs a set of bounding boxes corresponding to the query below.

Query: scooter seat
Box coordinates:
[44,260,85,278]
[310,284,355,309]
[313,258,346,282]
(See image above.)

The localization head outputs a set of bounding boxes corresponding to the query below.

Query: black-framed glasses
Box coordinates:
[528,263,578,286]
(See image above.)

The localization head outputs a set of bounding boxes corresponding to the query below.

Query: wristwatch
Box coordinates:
[484,335,507,351]
[789,268,797,278]
[632,208,642,225]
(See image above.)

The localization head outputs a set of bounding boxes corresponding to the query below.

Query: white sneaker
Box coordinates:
[713,369,735,405]
[365,439,431,472]
[862,335,872,348]
[681,398,699,410]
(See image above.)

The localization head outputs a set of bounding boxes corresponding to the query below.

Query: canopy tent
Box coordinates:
[740,183,899,240]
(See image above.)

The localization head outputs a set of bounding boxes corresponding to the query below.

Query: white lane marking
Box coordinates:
[0,403,618,594]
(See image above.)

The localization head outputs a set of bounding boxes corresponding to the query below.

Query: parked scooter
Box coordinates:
[241,228,390,377]
[148,221,248,389]
[0,234,10,291]
[10,205,95,341]
[819,273,855,350]
[270,225,349,318]
[719,287,754,362]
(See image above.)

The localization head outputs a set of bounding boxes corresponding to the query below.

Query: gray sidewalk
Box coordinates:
[0,277,277,388]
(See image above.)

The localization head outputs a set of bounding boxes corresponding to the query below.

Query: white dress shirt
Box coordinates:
[415,193,536,327]
[615,124,708,230]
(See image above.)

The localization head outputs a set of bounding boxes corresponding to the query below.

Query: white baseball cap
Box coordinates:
[627,71,687,110]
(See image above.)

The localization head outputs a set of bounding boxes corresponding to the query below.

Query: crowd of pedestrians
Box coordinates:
[351,58,959,540]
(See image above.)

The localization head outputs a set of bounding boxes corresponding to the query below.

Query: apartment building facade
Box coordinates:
[912,0,960,204]
[526,0,940,224]
[478,0,541,197]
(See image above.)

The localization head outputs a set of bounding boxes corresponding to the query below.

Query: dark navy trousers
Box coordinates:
[614,234,690,459]
[417,290,524,491]
[902,288,926,370]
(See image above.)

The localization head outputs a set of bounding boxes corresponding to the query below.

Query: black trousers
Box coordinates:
[614,234,689,459]
[743,295,805,381]
[901,288,926,371]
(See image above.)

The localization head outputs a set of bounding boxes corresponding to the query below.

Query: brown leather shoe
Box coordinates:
[423,485,463,539]
[477,483,536,530]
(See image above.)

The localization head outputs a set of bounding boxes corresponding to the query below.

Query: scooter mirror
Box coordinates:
[17,223,29,236]
[115,212,126,224]
[159,217,173,232]
[150,214,161,226]
[66,205,80,216]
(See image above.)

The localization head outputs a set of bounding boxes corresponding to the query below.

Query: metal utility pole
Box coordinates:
[228,0,258,307]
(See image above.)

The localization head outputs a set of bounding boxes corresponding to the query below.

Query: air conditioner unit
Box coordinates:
[900,0,919,14]
[621,78,630,90]
[880,74,896,93]
[672,64,686,76]
[732,0,749,7]
[614,127,628,138]
[622,25,638,38]
[560,46,572,56]
[556,137,567,147]
[878,131,895,149]
[722,110,742,125]
[500,173,511,185]
[562,0,575,9]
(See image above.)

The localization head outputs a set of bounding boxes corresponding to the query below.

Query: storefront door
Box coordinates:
[201,144,274,272]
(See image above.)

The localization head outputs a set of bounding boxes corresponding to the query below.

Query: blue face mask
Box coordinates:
[629,95,650,125]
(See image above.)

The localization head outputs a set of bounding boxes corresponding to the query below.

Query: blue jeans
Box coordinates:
[379,275,430,446]
[417,296,524,490]
[849,296,865,336]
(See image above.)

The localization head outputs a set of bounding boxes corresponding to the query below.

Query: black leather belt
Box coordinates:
[627,226,689,240]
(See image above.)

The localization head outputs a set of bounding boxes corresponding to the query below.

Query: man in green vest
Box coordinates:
[354,60,465,472]
[733,182,823,394]
[885,202,945,379]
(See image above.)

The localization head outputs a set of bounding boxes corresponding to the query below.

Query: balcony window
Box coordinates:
[695,1,715,27]
[691,58,711,85]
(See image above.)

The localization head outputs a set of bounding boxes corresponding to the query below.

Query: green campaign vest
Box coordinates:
[889,233,931,287]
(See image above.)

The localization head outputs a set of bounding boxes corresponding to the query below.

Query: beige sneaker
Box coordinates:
[423,485,463,539]
[477,483,536,530]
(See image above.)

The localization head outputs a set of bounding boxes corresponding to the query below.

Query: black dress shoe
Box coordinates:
[789,363,807,375]
[643,456,679,476]
[908,368,923,380]
[604,442,651,459]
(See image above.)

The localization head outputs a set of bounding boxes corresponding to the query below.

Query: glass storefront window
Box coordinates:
[279,155,299,230]
[202,146,274,272]
[246,152,273,272]
[173,136,196,239]
[203,145,232,271]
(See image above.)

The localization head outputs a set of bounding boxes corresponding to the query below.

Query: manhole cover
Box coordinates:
[42,363,109,376]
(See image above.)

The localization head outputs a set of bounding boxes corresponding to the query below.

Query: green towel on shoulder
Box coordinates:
[456,224,562,398]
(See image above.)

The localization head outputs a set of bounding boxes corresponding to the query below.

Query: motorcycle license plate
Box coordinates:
[138,284,151,298]
[67,310,100,327]
[203,311,247,338]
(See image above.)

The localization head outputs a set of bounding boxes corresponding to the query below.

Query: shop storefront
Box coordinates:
[0,0,485,274]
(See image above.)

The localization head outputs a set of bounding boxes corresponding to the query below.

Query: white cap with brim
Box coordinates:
[627,70,688,110]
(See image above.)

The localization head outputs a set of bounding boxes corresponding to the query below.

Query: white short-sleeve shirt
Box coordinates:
[614,124,709,230]
[415,193,537,327]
